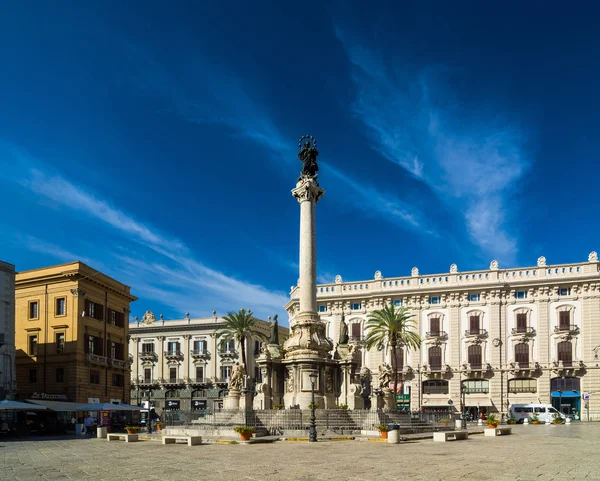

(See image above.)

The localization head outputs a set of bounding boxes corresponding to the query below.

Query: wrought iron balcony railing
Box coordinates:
[511,326,536,335]
[464,328,488,337]
[554,324,579,334]
[426,331,448,339]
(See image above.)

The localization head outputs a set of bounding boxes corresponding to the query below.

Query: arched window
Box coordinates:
[467,344,482,368]
[422,380,448,394]
[514,343,529,367]
[462,379,489,394]
[165,390,179,399]
[428,346,442,370]
[557,341,573,367]
[551,377,580,392]
[508,378,537,394]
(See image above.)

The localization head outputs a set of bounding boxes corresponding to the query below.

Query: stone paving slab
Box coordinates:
[1,424,599,480]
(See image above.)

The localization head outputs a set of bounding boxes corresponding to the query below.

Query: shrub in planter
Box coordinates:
[233,426,256,440]
[552,414,563,424]
[377,424,389,439]
[485,414,500,428]
[155,422,165,431]
[530,415,542,425]
[338,404,349,410]
[506,415,517,425]
[125,425,140,434]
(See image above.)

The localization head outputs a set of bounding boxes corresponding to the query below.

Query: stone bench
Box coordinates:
[484,426,512,437]
[162,435,202,446]
[433,430,469,442]
[107,433,138,442]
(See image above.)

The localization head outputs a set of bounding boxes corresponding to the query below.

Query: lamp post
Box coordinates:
[309,371,318,442]
[460,382,467,429]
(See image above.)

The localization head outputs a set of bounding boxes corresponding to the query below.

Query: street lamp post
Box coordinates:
[460,383,467,429]
[309,371,318,442]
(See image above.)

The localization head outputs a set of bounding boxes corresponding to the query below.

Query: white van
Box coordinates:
[509,404,567,423]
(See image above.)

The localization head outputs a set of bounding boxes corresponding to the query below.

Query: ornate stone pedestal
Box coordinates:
[382,388,396,410]
[224,389,240,410]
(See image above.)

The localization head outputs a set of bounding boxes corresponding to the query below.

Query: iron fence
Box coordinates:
[164,408,457,434]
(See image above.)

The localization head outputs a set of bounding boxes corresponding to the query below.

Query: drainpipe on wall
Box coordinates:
[44,284,48,392]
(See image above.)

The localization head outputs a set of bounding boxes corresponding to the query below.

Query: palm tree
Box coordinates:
[365,304,422,399]
[215,309,266,375]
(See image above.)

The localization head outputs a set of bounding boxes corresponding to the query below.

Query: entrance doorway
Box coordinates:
[550,377,581,419]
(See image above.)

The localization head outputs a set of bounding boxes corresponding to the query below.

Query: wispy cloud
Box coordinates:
[335,27,529,263]
[0,141,289,318]
[126,46,432,236]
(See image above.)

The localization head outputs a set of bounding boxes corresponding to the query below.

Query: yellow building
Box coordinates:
[15,262,137,405]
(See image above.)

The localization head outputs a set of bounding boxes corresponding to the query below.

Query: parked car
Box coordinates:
[509,403,568,423]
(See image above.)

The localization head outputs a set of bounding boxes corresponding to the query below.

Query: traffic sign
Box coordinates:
[583,393,591,400]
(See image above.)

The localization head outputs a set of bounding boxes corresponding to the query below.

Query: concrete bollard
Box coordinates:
[565,417,572,424]
[97,427,107,439]
[524,418,529,425]
[387,429,399,444]
[545,419,551,425]
[477,418,483,426]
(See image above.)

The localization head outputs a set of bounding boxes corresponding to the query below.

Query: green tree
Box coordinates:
[365,304,422,399]
[215,309,266,375]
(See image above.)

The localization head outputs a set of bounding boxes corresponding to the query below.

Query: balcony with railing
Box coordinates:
[213,377,230,385]
[86,353,107,365]
[426,331,448,340]
[138,378,159,387]
[553,324,579,335]
[191,349,211,360]
[511,326,536,336]
[509,361,540,374]
[109,358,127,368]
[139,351,158,362]
[187,377,207,386]
[161,377,185,386]
[218,349,238,360]
[461,362,492,374]
[464,328,488,338]
[164,350,184,361]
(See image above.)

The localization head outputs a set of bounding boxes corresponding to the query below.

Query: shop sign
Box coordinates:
[192,400,207,410]
[396,394,410,401]
[166,400,180,411]
[31,392,68,401]
[98,410,110,427]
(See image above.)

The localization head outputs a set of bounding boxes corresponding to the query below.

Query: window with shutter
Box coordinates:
[468,345,482,368]
[516,313,527,332]
[428,346,442,370]
[351,323,361,340]
[469,316,480,334]
[429,318,440,336]
[514,343,529,366]
[559,311,570,329]
[557,341,573,366]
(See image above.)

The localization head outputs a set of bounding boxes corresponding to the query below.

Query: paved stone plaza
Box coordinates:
[1,424,599,481]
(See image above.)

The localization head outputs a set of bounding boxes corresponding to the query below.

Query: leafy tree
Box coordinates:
[365,304,422,398]
[215,309,266,374]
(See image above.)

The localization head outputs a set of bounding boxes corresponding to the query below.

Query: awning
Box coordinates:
[465,399,493,407]
[26,399,82,412]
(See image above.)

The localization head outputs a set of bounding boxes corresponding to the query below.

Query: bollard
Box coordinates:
[565,417,572,424]
[545,419,551,425]
[477,418,483,426]
[97,426,107,439]
[524,418,529,425]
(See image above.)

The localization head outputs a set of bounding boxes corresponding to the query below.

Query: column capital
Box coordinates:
[292,177,324,204]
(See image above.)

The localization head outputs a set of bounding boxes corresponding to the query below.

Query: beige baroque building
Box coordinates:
[285,253,600,420]
[129,312,288,415]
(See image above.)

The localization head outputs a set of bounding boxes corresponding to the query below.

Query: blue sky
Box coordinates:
[1,1,599,324]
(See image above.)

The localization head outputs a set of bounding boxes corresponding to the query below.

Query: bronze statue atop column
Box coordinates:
[298,135,319,179]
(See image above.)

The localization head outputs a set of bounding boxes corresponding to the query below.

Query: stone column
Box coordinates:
[294,178,323,314]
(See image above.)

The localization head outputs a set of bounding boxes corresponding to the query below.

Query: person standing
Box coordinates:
[84,415,94,436]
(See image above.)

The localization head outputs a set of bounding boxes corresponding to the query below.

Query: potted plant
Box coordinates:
[338,404,348,410]
[552,413,563,425]
[485,414,500,429]
[125,425,140,434]
[233,426,255,441]
[530,415,542,425]
[273,404,285,410]
[377,425,389,439]
[506,415,517,425]
[439,418,451,427]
